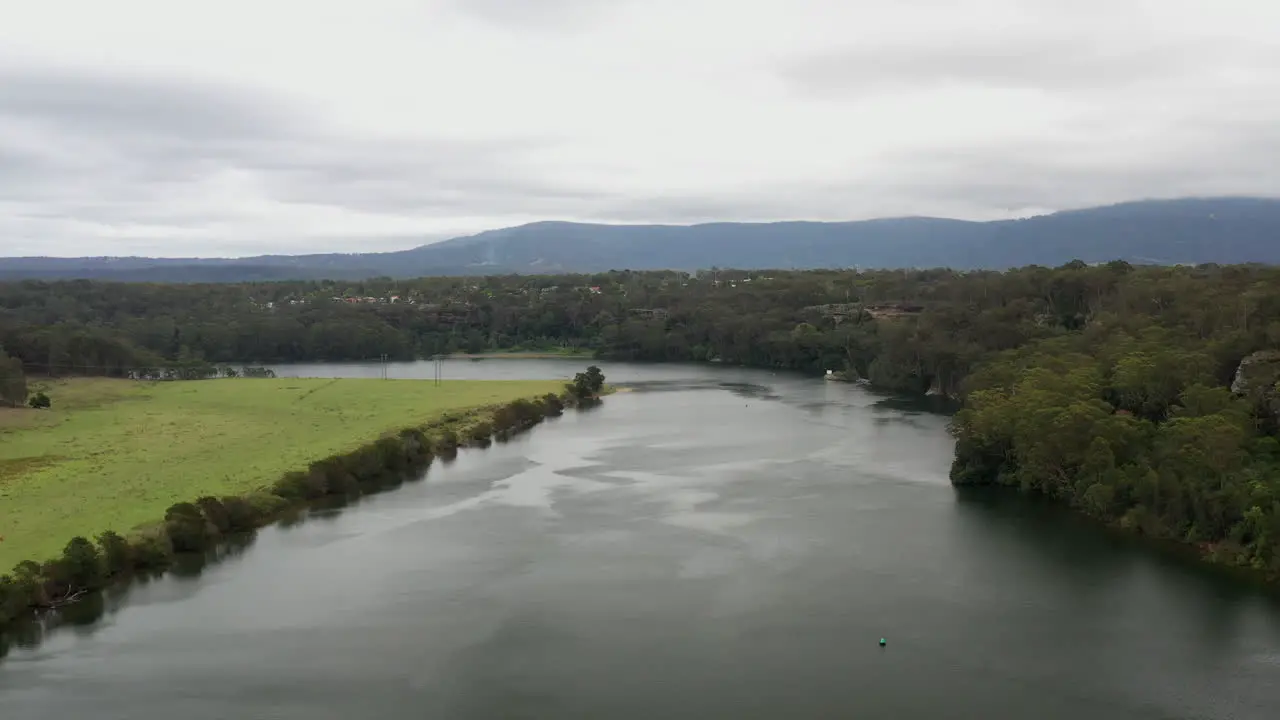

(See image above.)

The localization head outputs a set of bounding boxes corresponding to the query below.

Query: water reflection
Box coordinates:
[0,532,261,658]
[4,361,1279,720]
[954,487,1280,600]
[0,406,565,660]
[873,393,961,416]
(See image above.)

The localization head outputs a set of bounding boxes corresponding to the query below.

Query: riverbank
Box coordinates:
[8,360,1275,720]
[445,349,594,359]
[0,377,563,571]
[1,374,599,628]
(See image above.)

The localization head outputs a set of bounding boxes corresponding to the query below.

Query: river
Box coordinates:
[2,359,1279,719]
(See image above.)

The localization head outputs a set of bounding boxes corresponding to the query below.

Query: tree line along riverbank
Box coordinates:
[0,367,608,631]
[2,263,1280,582]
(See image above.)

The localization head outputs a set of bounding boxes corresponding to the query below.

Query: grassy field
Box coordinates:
[0,377,561,570]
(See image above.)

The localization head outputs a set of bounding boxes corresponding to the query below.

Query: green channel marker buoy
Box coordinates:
[879,638,886,647]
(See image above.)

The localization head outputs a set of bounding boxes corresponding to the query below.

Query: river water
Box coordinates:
[2,359,1279,719]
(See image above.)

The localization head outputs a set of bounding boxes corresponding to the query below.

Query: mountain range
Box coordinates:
[3,197,1279,282]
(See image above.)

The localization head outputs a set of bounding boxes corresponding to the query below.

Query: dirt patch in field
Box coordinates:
[0,407,48,432]
[0,455,62,485]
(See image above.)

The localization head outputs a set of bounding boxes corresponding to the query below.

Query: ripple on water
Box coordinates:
[5,360,1280,720]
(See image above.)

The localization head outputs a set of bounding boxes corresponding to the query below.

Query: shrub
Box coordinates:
[10,561,47,608]
[0,575,28,626]
[542,393,565,416]
[465,421,493,445]
[246,491,289,516]
[273,470,325,501]
[491,405,518,432]
[96,530,133,577]
[0,570,41,624]
[434,428,460,452]
[60,536,105,591]
[164,502,215,553]
[196,496,232,534]
[130,531,174,570]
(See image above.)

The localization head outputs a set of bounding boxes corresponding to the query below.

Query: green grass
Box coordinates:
[0,377,561,570]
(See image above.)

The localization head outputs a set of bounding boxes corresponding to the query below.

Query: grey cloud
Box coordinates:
[766,24,1280,218]
[247,133,622,220]
[0,67,304,204]
[777,36,1253,96]
[838,119,1280,214]
[593,195,806,224]
[0,66,594,252]
[595,105,1280,225]
[0,68,302,141]
[444,0,625,30]
[5,15,1280,260]
[0,146,52,181]
[0,67,549,177]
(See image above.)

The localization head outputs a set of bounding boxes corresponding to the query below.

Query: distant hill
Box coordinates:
[3,197,1278,282]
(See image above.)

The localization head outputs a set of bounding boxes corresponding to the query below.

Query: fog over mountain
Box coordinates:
[4,198,1279,282]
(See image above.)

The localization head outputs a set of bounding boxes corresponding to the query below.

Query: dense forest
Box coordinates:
[0,266,1091,394]
[2,261,1280,580]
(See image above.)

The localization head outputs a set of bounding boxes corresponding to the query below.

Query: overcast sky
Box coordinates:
[2,0,1278,257]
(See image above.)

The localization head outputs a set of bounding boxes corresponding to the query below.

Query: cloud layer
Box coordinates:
[2,0,1278,256]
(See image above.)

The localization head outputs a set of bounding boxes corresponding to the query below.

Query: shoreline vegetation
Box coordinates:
[443,348,593,359]
[0,376,565,568]
[0,366,609,633]
[2,265,1280,587]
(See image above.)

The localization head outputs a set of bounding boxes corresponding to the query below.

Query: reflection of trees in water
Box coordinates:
[0,467,439,658]
[952,485,1280,658]
[716,382,780,401]
[952,486,1280,605]
[873,394,960,416]
[0,399,586,661]
[615,379,790,405]
[0,532,263,657]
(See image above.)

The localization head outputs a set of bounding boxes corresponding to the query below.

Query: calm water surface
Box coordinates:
[2,359,1279,719]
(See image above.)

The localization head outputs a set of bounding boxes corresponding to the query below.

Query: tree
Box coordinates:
[4,261,1280,582]
[195,496,232,534]
[164,502,215,553]
[584,365,605,393]
[569,365,606,398]
[60,536,105,590]
[0,347,26,408]
[96,530,133,578]
[0,575,28,626]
